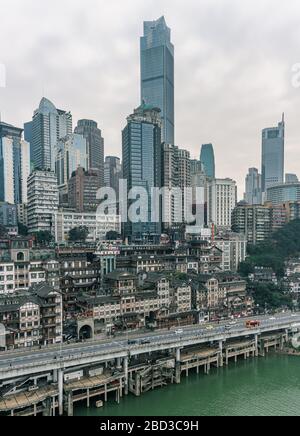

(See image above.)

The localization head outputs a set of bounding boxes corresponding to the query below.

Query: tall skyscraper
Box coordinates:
[74,119,104,185]
[104,156,122,197]
[122,103,162,242]
[262,115,285,192]
[141,16,174,145]
[55,134,88,189]
[31,97,72,171]
[200,144,215,179]
[0,122,30,204]
[244,168,262,205]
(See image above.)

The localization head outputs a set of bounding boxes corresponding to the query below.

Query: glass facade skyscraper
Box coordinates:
[0,122,30,205]
[74,119,105,186]
[141,16,174,145]
[262,115,285,192]
[122,103,162,242]
[31,97,72,172]
[200,143,215,179]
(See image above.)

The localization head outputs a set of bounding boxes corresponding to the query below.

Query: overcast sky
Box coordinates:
[1,0,300,198]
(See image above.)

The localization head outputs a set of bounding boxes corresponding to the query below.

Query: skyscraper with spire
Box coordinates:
[261,114,285,192]
[140,16,174,145]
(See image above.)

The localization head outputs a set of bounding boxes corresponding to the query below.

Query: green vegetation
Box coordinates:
[238,220,300,310]
[239,220,300,278]
[68,226,89,242]
[18,222,28,236]
[105,231,121,241]
[34,230,54,245]
[248,282,293,311]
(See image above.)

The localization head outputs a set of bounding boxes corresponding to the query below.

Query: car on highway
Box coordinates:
[175,329,183,335]
[128,340,138,346]
[205,326,214,331]
[141,339,151,345]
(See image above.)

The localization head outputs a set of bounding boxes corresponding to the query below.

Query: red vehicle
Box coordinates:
[245,320,261,329]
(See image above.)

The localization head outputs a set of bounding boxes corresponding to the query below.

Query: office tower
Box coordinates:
[68,167,102,212]
[286,174,299,183]
[55,134,88,191]
[104,156,122,197]
[207,178,237,229]
[122,103,162,242]
[244,168,262,205]
[266,182,300,205]
[24,121,33,163]
[74,119,104,185]
[232,203,272,245]
[262,114,285,192]
[0,122,30,204]
[27,170,59,233]
[31,97,72,171]
[200,144,215,179]
[141,16,174,144]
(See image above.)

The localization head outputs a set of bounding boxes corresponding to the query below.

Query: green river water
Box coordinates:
[75,355,300,416]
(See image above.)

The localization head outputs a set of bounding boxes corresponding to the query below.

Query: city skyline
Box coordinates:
[1,0,300,198]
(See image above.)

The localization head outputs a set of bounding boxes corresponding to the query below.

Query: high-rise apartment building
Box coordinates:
[200,144,215,179]
[141,16,174,145]
[161,144,192,234]
[74,119,104,185]
[262,115,285,192]
[68,167,102,212]
[244,168,262,205]
[0,122,30,205]
[207,178,237,229]
[31,97,72,171]
[232,203,271,245]
[27,170,59,234]
[122,103,162,242]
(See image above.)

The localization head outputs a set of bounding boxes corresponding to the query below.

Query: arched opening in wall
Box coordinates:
[17,252,25,261]
[79,325,93,340]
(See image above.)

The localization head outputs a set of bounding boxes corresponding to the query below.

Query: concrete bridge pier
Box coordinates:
[175,348,181,384]
[58,369,64,416]
[255,334,259,357]
[123,357,129,395]
[219,341,224,367]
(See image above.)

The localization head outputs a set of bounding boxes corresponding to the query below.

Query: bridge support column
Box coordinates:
[124,357,129,395]
[67,392,73,416]
[285,329,289,344]
[219,341,224,367]
[53,369,58,383]
[255,335,259,357]
[175,348,181,384]
[58,369,64,416]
